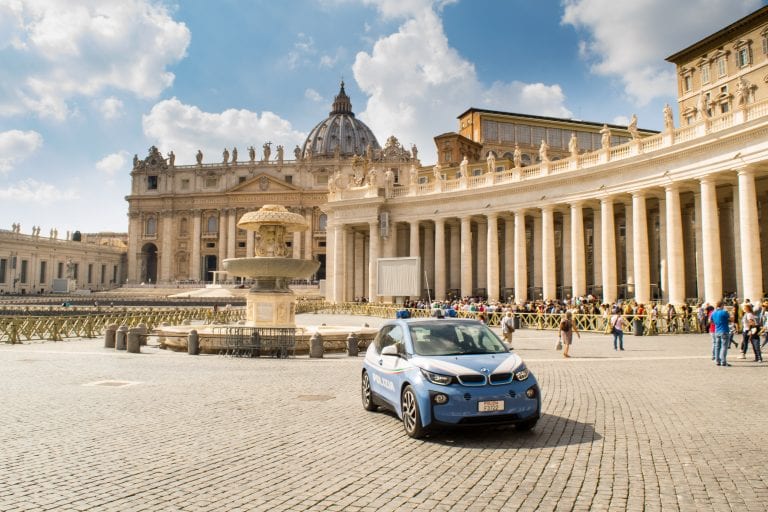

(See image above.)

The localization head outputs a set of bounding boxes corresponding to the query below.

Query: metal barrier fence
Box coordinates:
[296,302,705,335]
[210,326,297,358]
[0,308,245,344]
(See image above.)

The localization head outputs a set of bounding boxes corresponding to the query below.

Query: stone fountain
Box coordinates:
[223,205,320,328]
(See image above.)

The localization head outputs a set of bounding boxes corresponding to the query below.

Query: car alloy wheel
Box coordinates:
[401,385,426,438]
[361,371,377,411]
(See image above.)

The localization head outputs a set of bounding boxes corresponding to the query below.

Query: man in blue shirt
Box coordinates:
[710,301,731,366]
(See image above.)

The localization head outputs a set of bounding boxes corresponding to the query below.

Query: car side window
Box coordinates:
[374,325,403,354]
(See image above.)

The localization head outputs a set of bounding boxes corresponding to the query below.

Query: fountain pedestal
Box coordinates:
[222,205,320,329]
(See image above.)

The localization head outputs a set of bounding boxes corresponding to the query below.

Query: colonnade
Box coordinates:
[328,168,766,305]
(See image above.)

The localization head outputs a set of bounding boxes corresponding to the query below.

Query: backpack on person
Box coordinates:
[560,319,571,333]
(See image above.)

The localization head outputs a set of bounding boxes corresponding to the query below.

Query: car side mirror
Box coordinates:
[503,342,512,351]
[381,344,399,357]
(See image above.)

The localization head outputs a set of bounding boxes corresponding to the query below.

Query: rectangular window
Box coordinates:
[284,175,293,184]
[531,127,546,146]
[516,125,531,145]
[147,175,158,190]
[205,176,218,188]
[0,258,6,283]
[701,64,710,84]
[717,56,726,77]
[87,263,93,284]
[482,120,498,141]
[39,261,47,284]
[418,176,428,184]
[763,36,768,55]
[683,75,692,92]
[499,122,515,142]
[113,265,118,284]
[472,169,483,176]
[101,264,106,284]
[442,151,451,162]
[721,102,729,114]
[73,264,79,280]
[238,176,246,183]
[181,178,190,190]
[57,262,64,279]
[738,48,749,67]
[546,128,562,148]
[577,131,592,152]
[20,260,28,283]
[315,174,328,185]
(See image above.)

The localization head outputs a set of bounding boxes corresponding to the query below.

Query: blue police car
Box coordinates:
[361,318,540,438]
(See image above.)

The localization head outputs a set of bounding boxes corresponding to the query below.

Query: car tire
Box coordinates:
[515,417,538,431]
[401,385,427,438]
[361,371,378,412]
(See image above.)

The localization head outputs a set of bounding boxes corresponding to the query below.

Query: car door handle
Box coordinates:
[378,359,383,365]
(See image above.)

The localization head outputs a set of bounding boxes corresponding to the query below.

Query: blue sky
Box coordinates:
[1,0,765,233]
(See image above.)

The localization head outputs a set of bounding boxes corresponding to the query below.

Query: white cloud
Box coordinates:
[305,88,324,102]
[0,178,79,202]
[0,130,44,173]
[0,0,190,120]
[142,98,307,165]
[561,0,763,105]
[96,150,130,176]
[353,3,571,163]
[98,97,124,120]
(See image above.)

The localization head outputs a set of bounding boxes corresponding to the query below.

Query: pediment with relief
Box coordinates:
[230,173,303,193]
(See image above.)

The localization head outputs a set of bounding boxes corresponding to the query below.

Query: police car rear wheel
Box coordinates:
[401,385,426,438]
[361,371,378,411]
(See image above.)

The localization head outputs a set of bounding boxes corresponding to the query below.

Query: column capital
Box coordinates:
[540,204,554,213]
[485,211,499,220]
[600,195,615,205]
[736,165,756,177]
[631,190,647,199]
[569,200,585,209]
[664,182,681,193]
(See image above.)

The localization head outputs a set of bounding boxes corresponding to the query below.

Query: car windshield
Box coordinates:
[408,321,508,356]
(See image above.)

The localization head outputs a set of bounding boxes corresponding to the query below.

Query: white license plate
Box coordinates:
[477,400,504,412]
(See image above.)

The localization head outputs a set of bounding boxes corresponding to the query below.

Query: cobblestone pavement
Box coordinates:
[1,316,767,512]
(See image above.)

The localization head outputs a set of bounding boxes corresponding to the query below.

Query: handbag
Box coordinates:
[556,338,563,351]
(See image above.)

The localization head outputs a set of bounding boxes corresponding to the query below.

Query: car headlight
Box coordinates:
[514,366,530,381]
[421,369,454,386]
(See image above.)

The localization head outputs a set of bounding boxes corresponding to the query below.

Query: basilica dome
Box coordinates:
[301,82,380,159]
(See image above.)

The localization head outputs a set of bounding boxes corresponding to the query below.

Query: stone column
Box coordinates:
[160,210,173,283]
[514,210,527,303]
[486,213,500,302]
[354,232,365,299]
[449,223,460,291]
[368,221,380,302]
[632,191,650,305]
[624,200,634,295]
[571,202,586,299]
[738,167,763,304]
[332,224,344,303]
[191,210,201,281]
[532,214,542,292]
[460,216,473,297]
[304,209,314,260]
[562,210,572,291]
[292,231,301,259]
[541,206,556,301]
[601,197,617,304]
[658,198,668,303]
[700,176,722,304]
[127,212,140,282]
[423,223,435,299]
[218,209,227,272]
[665,185,686,305]
[434,219,447,300]
[504,217,514,293]
[476,219,487,290]
[693,192,705,299]
[345,227,355,301]
[409,220,421,293]
[226,210,236,260]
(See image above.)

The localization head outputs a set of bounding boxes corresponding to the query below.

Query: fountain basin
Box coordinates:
[223,257,319,280]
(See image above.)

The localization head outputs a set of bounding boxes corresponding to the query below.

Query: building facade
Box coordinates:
[323,6,768,307]
[0,227,126,294]
[125,82,419,284]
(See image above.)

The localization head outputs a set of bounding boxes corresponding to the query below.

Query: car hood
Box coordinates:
[413,353,523,376]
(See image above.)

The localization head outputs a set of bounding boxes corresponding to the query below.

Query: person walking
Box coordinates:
[501,311,515,350]
[711,301,731,366]
[739,304,759,360]
[559,311,580,358]
[609,307,626,351]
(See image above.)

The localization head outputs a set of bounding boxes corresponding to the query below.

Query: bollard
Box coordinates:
[126,328,141,353]
[188,330,199,355]
[136,323,148,345]
[309,332,324,358]
[104,324,117,349]
[115,325,128,350]
[346,333,359,357]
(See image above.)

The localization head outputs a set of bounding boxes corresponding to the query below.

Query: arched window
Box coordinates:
[145,216,157,236]
[179,217,188,236]
[521,154,531,166]
[207,215,218,234]
[318,214,327,231]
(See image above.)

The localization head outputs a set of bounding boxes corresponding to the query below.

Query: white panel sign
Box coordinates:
[377,257,420,296]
